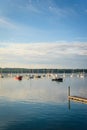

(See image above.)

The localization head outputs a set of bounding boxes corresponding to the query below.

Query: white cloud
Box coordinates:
[85,9,87,13]
[17,0,75,17]
[0,17,17,29]
[0,42,87,68]
[48,5,76,17]
[18,0,42,14]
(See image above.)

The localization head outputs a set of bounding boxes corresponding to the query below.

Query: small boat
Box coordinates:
[29,75,34,79]
[80,73,84,78]
[34,75,41,78]
[62,71,66,78]
[0,74,4,78]
[0,68,4,78]
[70,73,74,78]
[52,77,63,82]
[14,75,23,81]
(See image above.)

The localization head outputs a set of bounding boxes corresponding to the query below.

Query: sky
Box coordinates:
[0,0,87,69]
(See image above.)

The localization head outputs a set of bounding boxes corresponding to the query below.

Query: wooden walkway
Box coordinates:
[68,96,87,104]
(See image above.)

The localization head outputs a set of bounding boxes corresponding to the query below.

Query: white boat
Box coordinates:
[80,73,84,78]
[63,73,66,78]
[70,73,74,78]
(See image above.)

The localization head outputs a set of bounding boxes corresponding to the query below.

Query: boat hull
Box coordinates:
[14,76,23,81]
[52,78,63,82]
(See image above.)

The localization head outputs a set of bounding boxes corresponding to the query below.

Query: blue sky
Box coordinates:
[0,0,87,68]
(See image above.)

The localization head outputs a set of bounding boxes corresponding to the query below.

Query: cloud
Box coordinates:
[0,42,87,68]
[16,0,75,17]
[1,42,87,56]
[49,6,67,17]
[85,9,87,13]
[0,17,17,29]
[48,2,76,17]
[18,0,43,14]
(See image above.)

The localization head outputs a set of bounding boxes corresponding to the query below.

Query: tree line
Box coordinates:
[0,68,87,73]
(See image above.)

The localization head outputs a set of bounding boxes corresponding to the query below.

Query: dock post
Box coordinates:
[68,86,70,96]
[68,98,71,110]
[68,86,71,110]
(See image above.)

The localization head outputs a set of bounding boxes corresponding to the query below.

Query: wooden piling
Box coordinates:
[68,86,70,96]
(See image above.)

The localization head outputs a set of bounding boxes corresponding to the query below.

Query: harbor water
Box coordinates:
[0,74,87,130]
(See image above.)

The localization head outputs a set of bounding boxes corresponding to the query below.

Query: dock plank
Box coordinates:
[68,96,87,104]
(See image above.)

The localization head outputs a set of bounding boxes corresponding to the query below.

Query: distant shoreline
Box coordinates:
[0,68,87,73]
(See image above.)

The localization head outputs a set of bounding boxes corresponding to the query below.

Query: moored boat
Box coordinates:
[52,77,63,82]
[0,74,4,78]
[14,75,23,81]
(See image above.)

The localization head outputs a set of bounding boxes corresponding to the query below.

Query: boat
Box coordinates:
[52,77,63,82]
[0,74,4,78]
[14,75,23,81]
[80,73,84,78]
[29,75,34,79]
[77,70,85,78]
[70,73,74,78]
[34,74,41,79]
[70,69,74,78]
[0,68,4,78]
[63,72,66,78]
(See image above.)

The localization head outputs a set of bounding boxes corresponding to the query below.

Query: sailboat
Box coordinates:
[14,75,23,80]
[14,68,23,81]
[52,74,63,82]
[0,74,4,78]
[80,70,85,78]
[0,68,4,78]
[63,71,66,78]
[70,69,74,78]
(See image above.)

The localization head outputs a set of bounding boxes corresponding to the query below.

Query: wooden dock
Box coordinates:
[68,96,87,104]
[68,86,87,104]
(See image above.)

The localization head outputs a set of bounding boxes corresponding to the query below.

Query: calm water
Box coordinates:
[0,74,87,130]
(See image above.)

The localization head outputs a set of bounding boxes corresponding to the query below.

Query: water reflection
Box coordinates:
[68,99,71,110]
[0,76,87,130]
[0,76,87,104]
[0,78,68,103]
